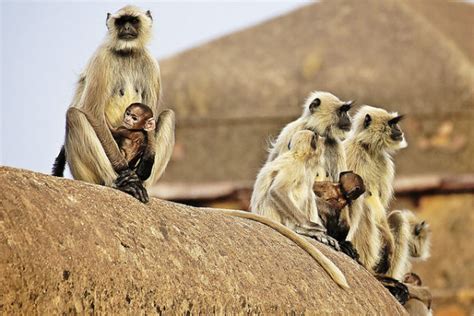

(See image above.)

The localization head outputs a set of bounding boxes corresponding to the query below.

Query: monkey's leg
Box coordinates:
[65,108,117,185]
[386,211,411,279]
[66,108,149,202]
[143,109,175,188]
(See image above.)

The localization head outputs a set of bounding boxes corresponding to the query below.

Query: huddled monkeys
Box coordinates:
[251,91,432,312]
[52,5,175,203]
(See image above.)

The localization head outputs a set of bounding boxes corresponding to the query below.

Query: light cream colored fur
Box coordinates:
[249,130,348,288]
[344,106,407,271]
[251,131,324,227]
[388,210,432,280]
[64,5,174,188]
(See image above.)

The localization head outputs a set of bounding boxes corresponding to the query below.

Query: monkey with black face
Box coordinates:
[52,6,175,203]
[268,91,353,183]
[110,103,156,181]
[344,106,407,272]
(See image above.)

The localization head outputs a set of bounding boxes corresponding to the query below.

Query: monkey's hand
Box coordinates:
[114,169,149,203]
[295,221,340,251]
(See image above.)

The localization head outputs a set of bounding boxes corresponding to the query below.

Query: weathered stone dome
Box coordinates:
[0,167,406,314]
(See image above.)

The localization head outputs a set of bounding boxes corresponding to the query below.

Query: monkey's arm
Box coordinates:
[78,58,129,173]
[405,284,432,309]
[136,130,156,181]
[269,177,339,249]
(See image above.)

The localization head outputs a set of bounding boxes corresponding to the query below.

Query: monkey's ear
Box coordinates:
[309,98,321,113]
[388,114,405,126]
[414,221,425,236]
[340,100,354,112]
[106,13,111,28]
[364,114,372,128]
[146,10,153,20]
[144,118,156,132]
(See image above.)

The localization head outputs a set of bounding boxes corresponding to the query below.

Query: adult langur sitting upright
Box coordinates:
[52,5,175,203]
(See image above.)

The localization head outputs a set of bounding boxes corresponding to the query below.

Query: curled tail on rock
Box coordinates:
[52,146,66,177]
[217,209,349,289]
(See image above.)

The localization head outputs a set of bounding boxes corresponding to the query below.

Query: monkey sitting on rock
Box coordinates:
[402,273,433,316]
[109,103,156,181]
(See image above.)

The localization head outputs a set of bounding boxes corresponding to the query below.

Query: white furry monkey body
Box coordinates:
[252,131,324,227]
[53,6,175,203]
[250,130,348,288]
[345,106,407,272]
[267,91,353,182]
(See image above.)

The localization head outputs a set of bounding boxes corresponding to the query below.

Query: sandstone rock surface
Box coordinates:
[0,167,406,314]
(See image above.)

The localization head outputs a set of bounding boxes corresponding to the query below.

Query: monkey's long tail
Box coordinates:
[218,210,349,289]
[52,145,66,177]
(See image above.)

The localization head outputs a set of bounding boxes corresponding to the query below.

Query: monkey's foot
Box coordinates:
[114,169,149,203]
[376,275,409,305]
[339,240,360,262]
[311,233,341,251]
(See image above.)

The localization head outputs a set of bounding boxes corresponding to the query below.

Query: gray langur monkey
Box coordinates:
[344,106,407,272]
[249,130,349,288]
[387,210,431,280]
[52,5,175,203]
[267,91,353,182]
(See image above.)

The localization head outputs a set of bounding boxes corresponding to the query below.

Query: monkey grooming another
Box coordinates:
[110,103,156,181]
[52,6,175,203]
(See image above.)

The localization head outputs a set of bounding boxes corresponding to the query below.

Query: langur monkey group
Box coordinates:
[52,5,175,203]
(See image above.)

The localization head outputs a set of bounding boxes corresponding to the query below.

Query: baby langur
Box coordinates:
[403,273,433,316]
[110,103,156,179]
[314,171,365,260]
[345,106,407,273]
[249,130,348,288]
[386,210,431,280]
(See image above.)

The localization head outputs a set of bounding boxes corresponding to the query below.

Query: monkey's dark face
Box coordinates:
[337,101,353,131]
[106,6,153,52]
[388,115,404,141]
[115,15,140,40]
[353,106,407,151]
[304,91,353,140]
[123,106,148,129]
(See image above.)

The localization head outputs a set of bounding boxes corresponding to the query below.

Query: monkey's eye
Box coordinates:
[131,17,139,24]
